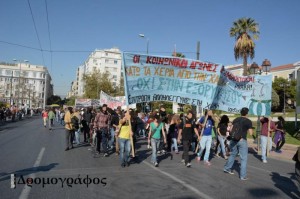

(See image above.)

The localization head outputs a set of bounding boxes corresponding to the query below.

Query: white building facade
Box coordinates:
[71,47,122,97]
[0,62,53,108]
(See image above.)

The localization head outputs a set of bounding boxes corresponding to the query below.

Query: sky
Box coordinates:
[0,0,299,98]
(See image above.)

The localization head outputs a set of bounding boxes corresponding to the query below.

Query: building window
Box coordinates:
[105,53,108,56]
[114,60,118,64]
[6,70,12,75]
[289,74,293,80]
[105,59,109,63]
[113,75,117,79]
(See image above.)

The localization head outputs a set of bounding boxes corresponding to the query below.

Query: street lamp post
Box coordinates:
[139,33,150,112]
[139,34,149,54]
[250,59,271,154]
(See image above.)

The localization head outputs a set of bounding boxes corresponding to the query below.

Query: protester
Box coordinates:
[117,111,133,167]
[42,109,48,128]
[196,110,214,166]
[178,110,200,167]
[64,107,75,151]
[168,114,180,153]
[224,107,253,180]
[274,116,286,153]
[93,104,111,157]
[148,114,166,167]
[82,108,92,143]
[48,108,55,131]
[73,108,82,145]
[216,115,230,160]
[260,116,276,163]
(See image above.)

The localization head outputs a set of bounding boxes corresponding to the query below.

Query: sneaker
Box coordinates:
[262,160,267,163]
[275,150,282,153]
[157,151,161,154]
[181,159,185,164]
[175,150,179,154]
[215,153,220,158]
[126,162,130,167]
[121,163,125,168]
[104,153,109,157]
[154,162,159,167]
[224,156,228,160]
[65,147,69,151]
[196,156,200,161]
[204,161,211,166]
[224,169,234,175]
[240,177,249,181]
[186,163,191,167]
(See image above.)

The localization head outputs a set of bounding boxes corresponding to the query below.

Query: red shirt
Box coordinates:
[260,118,276,136]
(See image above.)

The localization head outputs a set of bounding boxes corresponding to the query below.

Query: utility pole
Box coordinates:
[10,71,13,106]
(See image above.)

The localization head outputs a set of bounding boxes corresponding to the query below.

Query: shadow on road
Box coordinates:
[247,188,277,198]
[270,172,300,199]
[0,163,59,182]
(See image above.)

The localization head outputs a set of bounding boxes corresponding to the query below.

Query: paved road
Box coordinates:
[0,117,299,199]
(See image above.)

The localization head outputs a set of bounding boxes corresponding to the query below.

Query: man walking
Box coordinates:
[93,104,111,157]
[177,110,200,168]
[64,107,75,151]
[223,107,253,180]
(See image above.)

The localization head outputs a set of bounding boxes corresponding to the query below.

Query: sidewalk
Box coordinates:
[247,138,299,162]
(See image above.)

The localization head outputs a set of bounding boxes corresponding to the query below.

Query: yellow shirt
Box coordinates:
[118,121,131,139]
[64,111,73,130]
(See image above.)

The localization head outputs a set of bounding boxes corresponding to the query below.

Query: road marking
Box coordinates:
[18,147,45,199]
[142,161,213,199]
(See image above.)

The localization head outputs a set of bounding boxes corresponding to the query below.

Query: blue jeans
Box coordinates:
[151,138,160,163]
[224,139,248,179]
[108,128,115,147]
[261,135,272,161]
[75,129,80,144]
[171,138,178,152]
[197,135,212,161]
[217,135,227,156]
[118,138,131,164]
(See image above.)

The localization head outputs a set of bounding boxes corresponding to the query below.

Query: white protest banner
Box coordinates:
[122,53,272,116]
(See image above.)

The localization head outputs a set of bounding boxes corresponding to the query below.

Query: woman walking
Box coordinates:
[274,116,286,153]
[148,114,166,167]
[116,111,133,167]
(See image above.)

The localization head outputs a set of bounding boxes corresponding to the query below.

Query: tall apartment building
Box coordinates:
[69,47,122,98]
[0,62,53,108]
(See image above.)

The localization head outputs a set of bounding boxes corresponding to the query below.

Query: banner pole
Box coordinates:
[195,113,209,153]
[267,117,271,157]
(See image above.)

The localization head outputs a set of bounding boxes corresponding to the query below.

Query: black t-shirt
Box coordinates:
[217,123,228,136]
[179,117,196,140]
[232,117,252,140]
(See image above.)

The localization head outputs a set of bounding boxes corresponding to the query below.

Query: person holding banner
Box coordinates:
[148,114,167,167]
[116,111,133,167]
[196,110,215,166]
[260,116,276,163]
[93,104,111,157]
[177,110,200,168]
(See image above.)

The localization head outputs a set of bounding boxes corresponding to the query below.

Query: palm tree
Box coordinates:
[230,18,260,76]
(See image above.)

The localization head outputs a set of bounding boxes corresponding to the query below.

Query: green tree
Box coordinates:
[66,96,76,106]
[115,76,125,97]
[273,77,296,110]
[83,70,114,99]
[230,18,260,76]
[47,95,62,105]
[271,88,280,110]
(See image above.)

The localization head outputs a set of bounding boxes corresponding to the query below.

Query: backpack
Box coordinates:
[71,116,79,130]
[230,118,244,141]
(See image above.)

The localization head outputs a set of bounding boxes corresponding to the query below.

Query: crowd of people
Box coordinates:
[40,105,287,180]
